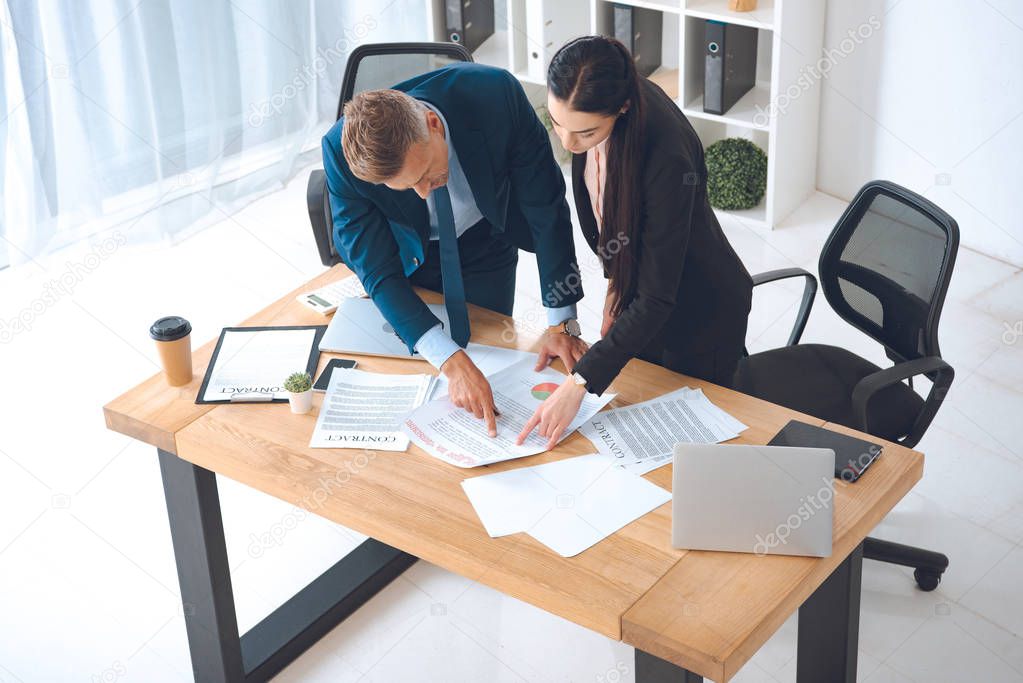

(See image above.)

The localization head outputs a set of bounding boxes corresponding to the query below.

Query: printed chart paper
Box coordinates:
[429,343,536,400]
[404,358,615,468]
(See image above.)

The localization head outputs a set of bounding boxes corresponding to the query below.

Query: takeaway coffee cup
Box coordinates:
[150,316,193,386]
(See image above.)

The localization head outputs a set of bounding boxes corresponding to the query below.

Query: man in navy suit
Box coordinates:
[321,63,587,435]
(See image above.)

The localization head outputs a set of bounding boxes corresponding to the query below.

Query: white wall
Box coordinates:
[815,0,1023,266]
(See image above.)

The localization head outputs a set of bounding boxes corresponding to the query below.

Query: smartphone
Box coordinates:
[313,358,358,392]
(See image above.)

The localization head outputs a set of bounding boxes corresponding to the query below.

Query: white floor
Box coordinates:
[1,164,1022,683]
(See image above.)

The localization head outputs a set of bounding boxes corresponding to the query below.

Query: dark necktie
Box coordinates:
[433,186,470,347]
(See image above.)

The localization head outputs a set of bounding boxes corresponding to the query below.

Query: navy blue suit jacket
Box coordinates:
[321,63,582,352]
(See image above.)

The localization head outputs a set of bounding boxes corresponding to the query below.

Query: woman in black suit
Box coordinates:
[519,35,753,448]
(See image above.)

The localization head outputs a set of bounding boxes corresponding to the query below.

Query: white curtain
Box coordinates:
[0,0,427,267]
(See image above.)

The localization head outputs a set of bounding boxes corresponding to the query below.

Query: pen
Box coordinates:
[230,393,274,402]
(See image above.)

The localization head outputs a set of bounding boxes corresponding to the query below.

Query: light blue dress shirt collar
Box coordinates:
[420,101,484,241]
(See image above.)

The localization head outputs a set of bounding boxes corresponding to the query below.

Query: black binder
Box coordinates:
[612,4,663,78]
[704,20,758,115]
[445,0,495,53]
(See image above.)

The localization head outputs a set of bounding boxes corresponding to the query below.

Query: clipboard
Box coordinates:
[195,325,327,404]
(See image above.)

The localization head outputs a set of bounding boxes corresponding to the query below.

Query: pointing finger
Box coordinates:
[517,410,542,445]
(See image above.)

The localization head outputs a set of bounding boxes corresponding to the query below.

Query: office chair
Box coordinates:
[306,42,474,267]
[735,180,959,591]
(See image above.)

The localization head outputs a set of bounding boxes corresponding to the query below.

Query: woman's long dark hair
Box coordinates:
[548,35,645,316]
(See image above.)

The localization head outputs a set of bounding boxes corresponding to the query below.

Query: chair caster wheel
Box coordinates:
[914,568,942,591]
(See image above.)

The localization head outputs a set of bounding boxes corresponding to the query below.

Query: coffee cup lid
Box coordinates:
[150,316,192,341]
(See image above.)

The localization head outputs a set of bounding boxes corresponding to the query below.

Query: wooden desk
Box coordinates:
[104,265,923,683]
[622,424,922,681]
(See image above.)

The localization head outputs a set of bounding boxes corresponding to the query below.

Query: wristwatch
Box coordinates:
[551,318,582,338]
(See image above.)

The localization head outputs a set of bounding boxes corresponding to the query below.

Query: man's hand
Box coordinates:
[535,328,589,372]
[517,378,587,450]
[441,350,498,436]
[601,288,619,337]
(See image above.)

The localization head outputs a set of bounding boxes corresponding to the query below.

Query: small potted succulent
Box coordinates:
[283,371,313,414]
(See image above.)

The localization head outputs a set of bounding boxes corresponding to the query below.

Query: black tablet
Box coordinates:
[768,420,882,482]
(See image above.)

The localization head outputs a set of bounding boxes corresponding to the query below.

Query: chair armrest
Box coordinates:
[306,169,341,268]
[852,355,954,448]
[751,267,818,346]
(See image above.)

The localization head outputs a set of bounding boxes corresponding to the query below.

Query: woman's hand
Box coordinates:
[516,378,587,450]
[601,288,619,337]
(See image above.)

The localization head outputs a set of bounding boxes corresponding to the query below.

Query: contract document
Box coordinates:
[309,368,436,451]
[403,358,615,468]
[580,387,747,475]
[198,327,321,403]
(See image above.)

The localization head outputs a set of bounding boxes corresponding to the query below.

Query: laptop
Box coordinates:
[319,297,449,360]
[671,443,835,557]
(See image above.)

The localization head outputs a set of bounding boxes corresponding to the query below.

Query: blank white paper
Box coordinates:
[461,454,671,557]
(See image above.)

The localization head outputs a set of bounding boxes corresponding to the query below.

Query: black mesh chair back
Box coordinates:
[819,180,959,366]
[336,42,473,120]
[308,42,473,267]
[737,180,959,590]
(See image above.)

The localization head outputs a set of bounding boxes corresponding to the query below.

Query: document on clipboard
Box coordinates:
[195,326,326,404]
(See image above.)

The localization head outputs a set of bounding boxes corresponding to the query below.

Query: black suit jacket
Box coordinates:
[572,77,753,394]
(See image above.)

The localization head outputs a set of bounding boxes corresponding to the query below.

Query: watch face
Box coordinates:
[565,319,581,336]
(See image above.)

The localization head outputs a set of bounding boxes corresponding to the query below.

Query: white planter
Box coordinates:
[288,390,313,414]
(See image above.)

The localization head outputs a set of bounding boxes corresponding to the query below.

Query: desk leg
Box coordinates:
[159,448,244,682]
[635,649,703,682]
[796,542,863,683]
[158,449,416,682]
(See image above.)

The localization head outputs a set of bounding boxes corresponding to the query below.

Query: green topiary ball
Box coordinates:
[705,138,768,211]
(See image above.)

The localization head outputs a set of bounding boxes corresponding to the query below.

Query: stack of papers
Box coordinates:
[579,387,748,475]
[403,358,615,468]
[461,454,671,557]
[309,368,437,451]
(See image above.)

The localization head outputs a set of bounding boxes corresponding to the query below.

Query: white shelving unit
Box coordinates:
[427,0,825,228]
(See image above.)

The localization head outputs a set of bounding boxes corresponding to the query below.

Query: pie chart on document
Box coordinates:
[531,382,560,400]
